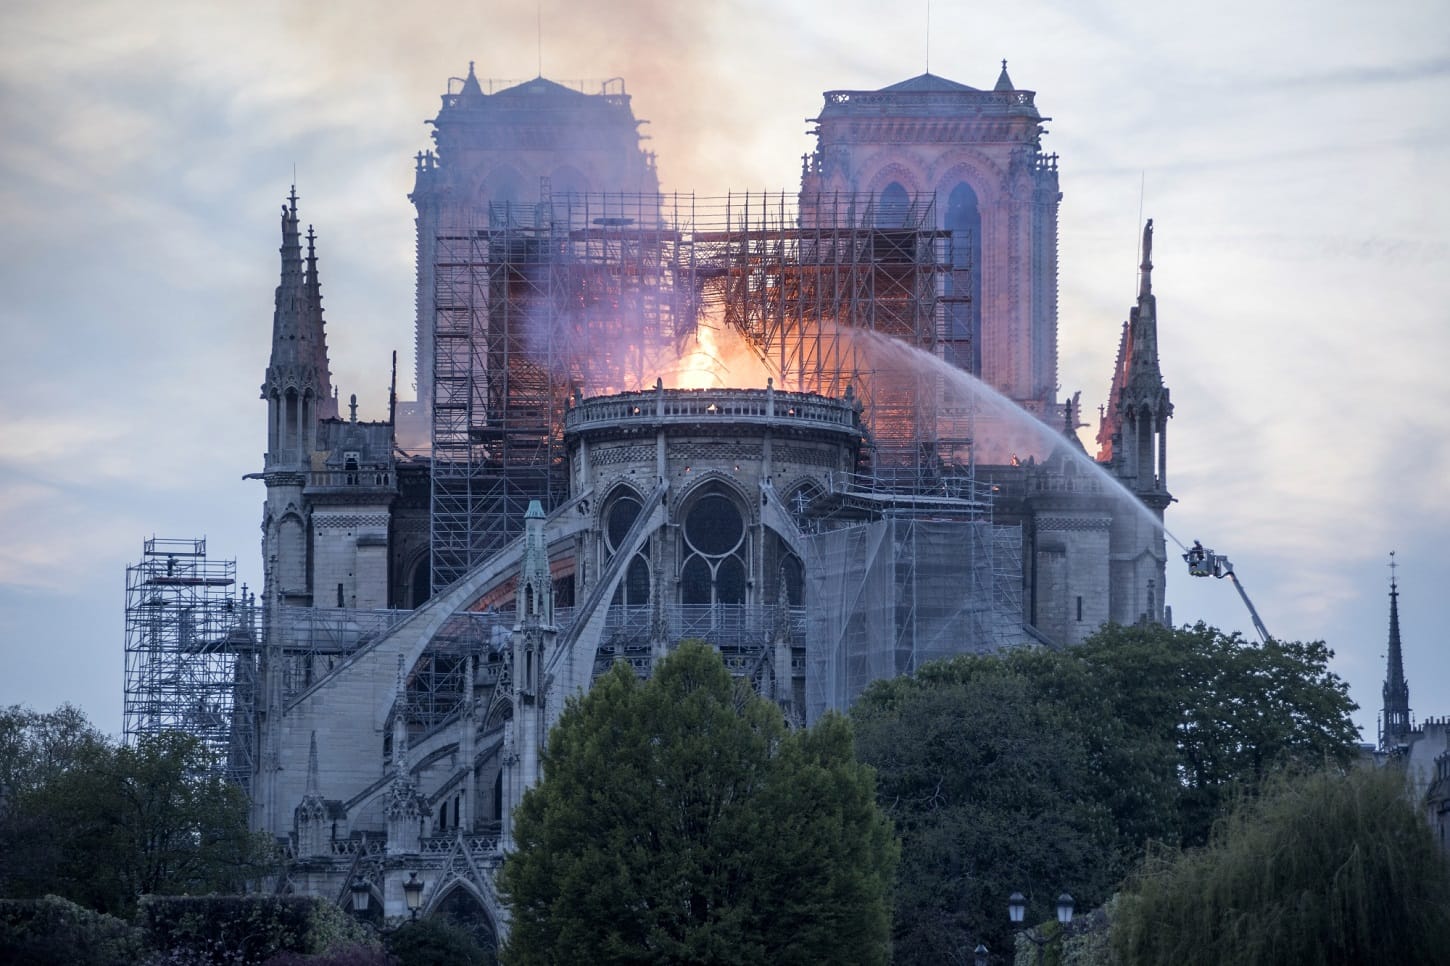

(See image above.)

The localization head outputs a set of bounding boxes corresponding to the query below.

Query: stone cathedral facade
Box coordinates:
[240,62,1173,943]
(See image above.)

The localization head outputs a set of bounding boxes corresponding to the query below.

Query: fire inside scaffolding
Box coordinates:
[429,190,975,591]
[123,538,256,787]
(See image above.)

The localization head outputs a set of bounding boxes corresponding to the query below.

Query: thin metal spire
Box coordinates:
[1381,550,1411,750]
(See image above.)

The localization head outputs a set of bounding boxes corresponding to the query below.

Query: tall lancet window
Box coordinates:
[484,167,524,225]
[604,489,651,608]
[945,181,982,375]
[875,182,910,228]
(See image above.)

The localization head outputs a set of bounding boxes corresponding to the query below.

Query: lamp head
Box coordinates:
[1008,891,1026,924]
[349,877,369,914]
[403,872,423,912]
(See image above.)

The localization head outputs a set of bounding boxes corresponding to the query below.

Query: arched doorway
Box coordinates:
[431,882,499,955]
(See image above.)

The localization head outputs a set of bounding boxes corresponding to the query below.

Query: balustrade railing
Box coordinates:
[566,387,860,435]
[419,833,501,857]
[308,467,393,488]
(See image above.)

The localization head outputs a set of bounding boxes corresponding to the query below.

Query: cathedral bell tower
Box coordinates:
[801,61,1062,415]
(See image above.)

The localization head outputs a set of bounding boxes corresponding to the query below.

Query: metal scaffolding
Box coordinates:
[430,192,698,590]
[709,190,962,480]
[123,537,257,786]
[428,190,967,592]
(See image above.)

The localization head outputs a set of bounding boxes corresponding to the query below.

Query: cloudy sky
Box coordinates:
[2,0,1446,741]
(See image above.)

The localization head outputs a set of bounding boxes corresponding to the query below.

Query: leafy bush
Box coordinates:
[140,895,377,965]
[385,917,493,966]
[0,894,143,966]
[265,944,397,966]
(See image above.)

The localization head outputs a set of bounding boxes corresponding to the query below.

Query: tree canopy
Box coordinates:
[0,706,271,915]
[499,641,898,965]
[850,623,1361,962]
[1113,765,1450,965]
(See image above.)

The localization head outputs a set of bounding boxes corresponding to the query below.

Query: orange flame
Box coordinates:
[660,305,775,390]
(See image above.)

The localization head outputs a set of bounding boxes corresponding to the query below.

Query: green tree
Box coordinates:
[0,705,111,898]
[0,707,271,915]
[1113,765,1450,965]
[63,731,272,912]
[852,649,1125,963]
[0,704,108,800]
[499,641,897,965]
[1071,623,1360,847]
[851,623,1362,963]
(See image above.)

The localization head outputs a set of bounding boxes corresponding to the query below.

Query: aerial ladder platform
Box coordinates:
[1183,542,1272,643]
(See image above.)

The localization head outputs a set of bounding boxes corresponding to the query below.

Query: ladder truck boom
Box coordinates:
[1183,541,1272,643]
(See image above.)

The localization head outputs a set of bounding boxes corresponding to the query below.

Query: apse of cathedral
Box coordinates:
[157,62,1176,936]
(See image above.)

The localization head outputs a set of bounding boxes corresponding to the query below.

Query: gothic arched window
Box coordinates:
[945,181,983,374]
[604,490,650,607]
[679,488,748,607]
[484,167,525,224]
[550,165,590,199]
[408,555,432,608]
[876,182,911,228]
[779,552,804,606]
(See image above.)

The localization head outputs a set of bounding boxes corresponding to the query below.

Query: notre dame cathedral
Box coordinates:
[148,60,1178,941]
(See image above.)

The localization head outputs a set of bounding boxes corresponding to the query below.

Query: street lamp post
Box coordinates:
[1008,891,1074,966]
[403,872,424,921]
[349,877,370,917]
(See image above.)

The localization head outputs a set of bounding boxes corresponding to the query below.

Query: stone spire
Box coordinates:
[303,224,337,419]
[514,500,554,631]
[268,188,305,368]
[295,730,328,857]
[261,188,333,468]
[1381,553,1412,751]
[994,59,1015,92]
[459,60,485,101]
[263,189,317,394]
[385,656,423,854]
[305,730,321,797]
[1127,220,1160,385]
[1103,219,1173,503]
[1095,321,1129,463]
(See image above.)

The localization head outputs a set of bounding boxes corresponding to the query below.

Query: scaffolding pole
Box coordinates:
[123,537,257,787]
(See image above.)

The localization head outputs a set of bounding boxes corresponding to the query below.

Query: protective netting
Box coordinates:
[804,518,1023,721]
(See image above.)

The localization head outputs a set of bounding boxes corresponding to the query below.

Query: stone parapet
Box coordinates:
[565,386,861,440]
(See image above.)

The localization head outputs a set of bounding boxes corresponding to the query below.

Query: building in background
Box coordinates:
[1376,564,1450,855]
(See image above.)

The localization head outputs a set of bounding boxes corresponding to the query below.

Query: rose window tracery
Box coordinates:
[680,490,748,606]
